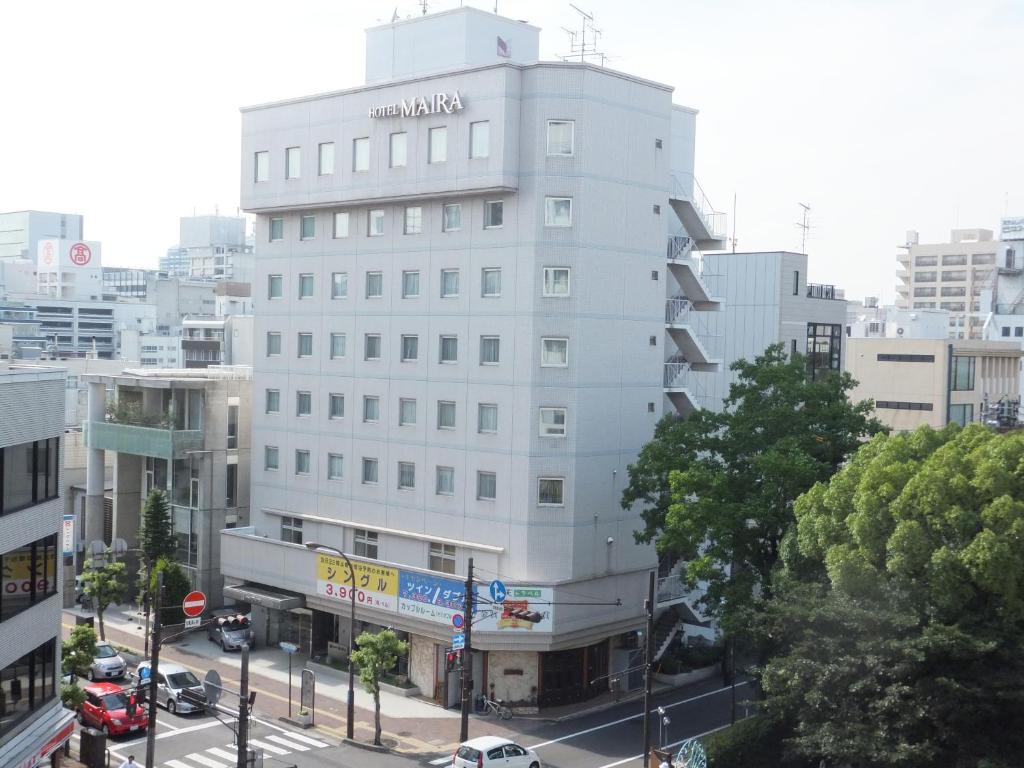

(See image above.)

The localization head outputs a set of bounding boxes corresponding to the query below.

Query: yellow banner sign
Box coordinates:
[315,553,398,613]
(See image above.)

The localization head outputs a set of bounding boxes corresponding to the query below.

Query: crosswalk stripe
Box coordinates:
[206,748,237,761]
[166,761,193,768]
[430,757,453,766]
[185,754,229,768]
[246,738,289,755]
[266,734,310,751]
[276,731,329,748]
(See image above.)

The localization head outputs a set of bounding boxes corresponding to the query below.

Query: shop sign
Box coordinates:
[397,570,472,625]
[2,548,55,596]
[315,554,399,613]
[14,716,75,768]
[368,91,464,119]
[474,586,555,633]
[1002,216,1024,240]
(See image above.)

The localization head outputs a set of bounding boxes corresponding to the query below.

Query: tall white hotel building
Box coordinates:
[220,7,724,709]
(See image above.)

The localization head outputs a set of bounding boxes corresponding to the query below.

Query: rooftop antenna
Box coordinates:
[796,202,811,254]
[731,192,738,253]
[558,4,610,66]
[419,0,428,14]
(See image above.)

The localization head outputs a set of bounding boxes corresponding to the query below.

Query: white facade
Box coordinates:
[847,304,950,340]
[35,238,104,300]
[0,210,83,261]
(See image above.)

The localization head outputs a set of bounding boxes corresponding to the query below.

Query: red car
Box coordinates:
[78,682,149,737]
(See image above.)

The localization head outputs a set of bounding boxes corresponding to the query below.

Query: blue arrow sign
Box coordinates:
[452,633,465,650]
[489,580,507,603]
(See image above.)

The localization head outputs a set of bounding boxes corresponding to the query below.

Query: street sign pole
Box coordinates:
[236,644,249,768]
[144,571,164,768]
[460,557,473,742]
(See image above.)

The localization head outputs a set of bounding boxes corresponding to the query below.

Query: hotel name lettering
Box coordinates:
[368,91,464,119]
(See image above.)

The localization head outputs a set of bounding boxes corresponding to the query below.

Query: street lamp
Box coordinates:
[305,541,356,740]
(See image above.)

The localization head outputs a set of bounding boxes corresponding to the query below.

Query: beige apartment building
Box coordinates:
[846,337,1021,431]
[896,228,999,339]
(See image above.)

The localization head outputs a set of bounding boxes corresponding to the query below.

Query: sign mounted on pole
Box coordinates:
[61,515,75,556]
[452,633,465,651]
[451,613,465,630]
[184,616,201,629]
[488,580,507,603]
[182,591,206,618]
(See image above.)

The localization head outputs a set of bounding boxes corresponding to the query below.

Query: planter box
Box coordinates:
[653,664,718,688]
[305,660,421,698]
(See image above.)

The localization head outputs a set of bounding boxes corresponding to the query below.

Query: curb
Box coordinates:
[343,737,392,752]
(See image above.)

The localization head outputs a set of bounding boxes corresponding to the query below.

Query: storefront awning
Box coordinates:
[224,583,305,611]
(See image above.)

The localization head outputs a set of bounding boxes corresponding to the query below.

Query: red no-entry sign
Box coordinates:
[182,591,207,618]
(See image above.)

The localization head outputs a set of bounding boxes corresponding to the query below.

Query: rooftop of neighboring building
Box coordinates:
[82,364,252,387]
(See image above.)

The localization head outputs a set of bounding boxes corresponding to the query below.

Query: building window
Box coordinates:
[877,354,935,363]
[429,542,456,574]
[364,334,382,361]
[0,535,58,620]
[478,403,498,433]
[353,137,370,172]
[470,120,490,159]
[265,446,280,471]
[366,271,383,298]
[268,274,283,299]
[399,398,417,426]
[297,332,313,358]
[296,391,312,417]
[942,270,967,282]
[325,453,343,481]
[298,273,314,298]
[329,393,345,419]
[916,271,937,282]
[295,449,311,475]
[318,142,334,175]
[915,255,937,267]
[333,212,350,238]
[401,335,419,362]
[805,323,841,380]
[389,132,407,168]
[476,471,497,500]
[544,197,572,227]
[541,337,569,367]
[543,267,570,297]
[285,146,301,179]
[941,286,967,297]
[300,215,316,240]
[404,206,423,235]
[942,254,968,266]
[361,458,379,484]
[269,217,284,241]
[793,270,800,296]
[0,638,57,739]
[948,403,974,426]
[429,126,447,163]
[443,204,462,232]
[280,516,303,544]
[226,463,237,508]
[331,272,348,299]
[353,529,378,559]
[436,466,455,495]
[547,120,575,156]
[398,462,416,490]
[440,335,458,363]
[363,395,380,422]
[266,332,282,356]
[368,209,385,237]
[330,333,346,359]
[914,287,937,297]
[480,336,500,365]
[402,270,420,298]
[254,151,269,182]
[539,407,567,437]
[437,400,456,430]
[973,253,996,265]
[538,477,564,506]
[951,355,976,391]
[441,269,459,297]
[484,200,504,229]
[265,389,281,414]
[481,268,501,297]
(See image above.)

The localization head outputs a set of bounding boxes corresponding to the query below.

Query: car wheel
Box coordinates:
[221,640,227,651]
[88,668,96,682]
[529,763,540,768]
[167,698,177,715]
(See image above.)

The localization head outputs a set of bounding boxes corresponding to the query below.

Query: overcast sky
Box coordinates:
[1,0,1021,303]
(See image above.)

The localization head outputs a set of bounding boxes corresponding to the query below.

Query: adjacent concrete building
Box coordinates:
[0,210,83,261]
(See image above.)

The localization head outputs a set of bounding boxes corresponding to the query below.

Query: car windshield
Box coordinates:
[100,692,128,709]
[95,645,118,659]
[166,672,200,688]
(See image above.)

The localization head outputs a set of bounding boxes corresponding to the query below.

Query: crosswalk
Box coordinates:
[163,730,329,768]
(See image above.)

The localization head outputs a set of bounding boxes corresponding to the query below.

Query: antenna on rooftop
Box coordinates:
[558,4,610,66]
[796,203,811,254]
[419,0,428,15]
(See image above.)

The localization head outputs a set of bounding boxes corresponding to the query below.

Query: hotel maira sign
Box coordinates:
[368,91,464,119]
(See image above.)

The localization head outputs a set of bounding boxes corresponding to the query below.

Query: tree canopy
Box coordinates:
[81,554,128,640]
[151,558,191,625]
[350,629,408,746]
[140,490,176,573]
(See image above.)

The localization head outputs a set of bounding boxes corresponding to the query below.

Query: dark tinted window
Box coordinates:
[456,747,480,761]
[487,747,505,760]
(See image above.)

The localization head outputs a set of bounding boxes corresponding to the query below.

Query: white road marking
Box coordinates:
[206,747,238,761]
[165,761,193,768]
[591,723,736,768]
[276,730,329,748]
[184,753,229,768]
[266,733,310,751]
[429,757,453,766]
[246,738,289,755]
[249,715,294,734]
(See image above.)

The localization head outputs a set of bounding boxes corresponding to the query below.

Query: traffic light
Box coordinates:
[126,692,137,717]
[505,608,543,623]
[445,649,463,672]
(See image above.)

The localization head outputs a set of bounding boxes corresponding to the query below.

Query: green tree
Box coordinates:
[61,683,86,712]
[61,624,98,678]
[81,554,128,640]
[759,424,1024,767]
[151,558,191,625]
[622,344,884,629]
[140,490,175,574]
[350,629,408,746]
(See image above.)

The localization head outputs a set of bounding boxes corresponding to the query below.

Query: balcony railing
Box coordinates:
[671,173,727,240]
[806,283,839,300]
[665,297,693,325]
[86,420,203,460]
[664,355,690,388]
[657,574,688,603]
[666,235,693,261]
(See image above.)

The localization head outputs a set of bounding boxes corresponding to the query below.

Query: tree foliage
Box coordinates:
[81,554,129,640]
[622,344,884,627]
[140,490,176,574]
[151,558,191,626]
[759,424,1024,767]
[350,629,408,746]
[62,624,98,677]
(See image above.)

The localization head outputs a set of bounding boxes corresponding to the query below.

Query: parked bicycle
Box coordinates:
[480,696,513,720]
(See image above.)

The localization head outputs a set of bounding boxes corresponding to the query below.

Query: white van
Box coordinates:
[136,661,207,715]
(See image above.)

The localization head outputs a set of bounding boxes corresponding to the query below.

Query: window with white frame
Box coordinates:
[330,333,346,359]
[440,269,459,297]
[470,120,490,159]
[484,200,504,228]
[254,151,269,182]
[401,335,419,362]
[327,453,344,480]
[363,395,380,423]
[398,462,416,490]
[404,206,423,235]
[280,515,303,544]
[547,120,575,156]
[402,270,420,298]
[443,204,462,232]
[300,215,315,240]
[329,393,344,419]
[478,403,498,433]
[544,197,572,227]
[366,271,383,298]
[298,273,314,298]
[361,458,379,484]
[364,333,382,360]
[268,274,283,299]
[399,398,417,426]
[266,332,282,356]
[479,336,500,365]
[265,389,280,414]
[538,477,564,505]
[265,445,279,470]
[333,211,350,238]
[541,337,569,367]
[439,335,458,363]
[354,529,378,559]
[436,466,455,495]
[481,268,501,297]
[429,126,447,163]
[390,132,407,168]
[331,272,348,299]
[437,400,456,429]
[543,267,570,297]
[353,137,369,172]
[297,332,313,357]
[286,146,301,178]
[296,390,312,417]
[295,449,311,475]
[318,142,334,175]
[368,209,385,237]
[539,407,567,437]
[269,218,284,241]
[429,542,456,574]
[477,471,497,500]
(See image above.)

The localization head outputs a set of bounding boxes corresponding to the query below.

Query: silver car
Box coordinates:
[89,643,127,681]
[207,614,254,651]
[136,661,207,715]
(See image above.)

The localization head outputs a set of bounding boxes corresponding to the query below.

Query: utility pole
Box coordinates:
[144,571,163,768]
[459,556,474,743]
[642,570,655,767]
[237,644,250,768]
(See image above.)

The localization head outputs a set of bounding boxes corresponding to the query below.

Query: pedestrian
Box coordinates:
[119,755,138,768]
